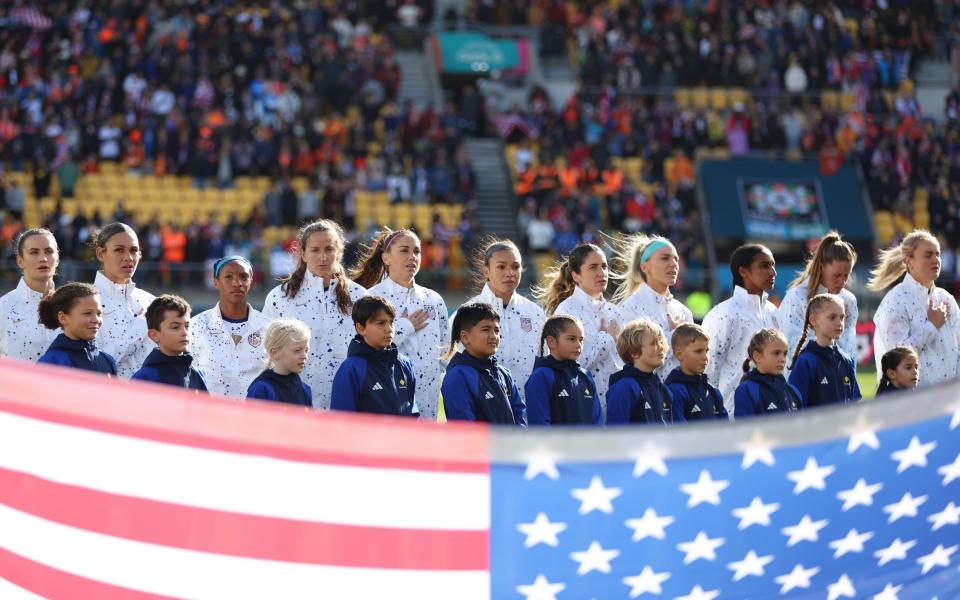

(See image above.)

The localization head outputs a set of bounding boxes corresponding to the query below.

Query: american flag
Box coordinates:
[0,360,958,598]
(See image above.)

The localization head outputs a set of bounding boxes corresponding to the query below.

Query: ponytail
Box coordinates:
[533,243,603,315]
[38,282,99,330]
[349,228,416,290]
[281,220,354,314]
[868,230,938,291]
[789,231,857,299]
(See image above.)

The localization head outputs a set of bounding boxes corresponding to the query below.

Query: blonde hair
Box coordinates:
[789,294,845,368]
[616,318,666,364]
[609,233,674,304]
[263,319,311,368]
[789,231,857,299]
[742,328,788,374]
[671,322,709,352]
[867,230,939,291]
[533,243,604,315]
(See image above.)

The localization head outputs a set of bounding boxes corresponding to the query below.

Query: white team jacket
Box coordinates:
[368,277,449,421]
[555,285,625,420]
[620,282,694,380]
[873,272,960,386]
[459,284,546,402]
[262,271,367,410]
[189,303,271,398]
[701,286,779,417]
[93,271,155,379]
[0,278,58,362]
[777,279,859,361]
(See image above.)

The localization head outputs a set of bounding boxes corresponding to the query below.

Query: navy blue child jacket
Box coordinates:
[788,341,861,408]
[132,348,209,392]
[664,367,728,421]
[606,364,684,425]
[246,369,313,407]
[331,336,417,416]
[38,334,118,376]
[442,351,526,426]
[525,355,602,425]
[734,370,804,418]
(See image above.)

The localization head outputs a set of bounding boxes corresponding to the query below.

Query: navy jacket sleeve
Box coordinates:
[605,379,636,425]
[666,382,689,415]
[715,387,729,420]
[524,368,555,426]
[587,372,603,425]
[508,374,526,428]
[787,354,816,408]
[441,366,477,421]
[787,382,806,409]
[194,370,209,392]
[664,385,686,423]
[38,351,71,367]
[246,380,276,402]
[302,382,313,402]
[733,382,757,419]
[131,367,158,382]
[331,358,366,412]
[105,354,118,375]
[848,356,862,401]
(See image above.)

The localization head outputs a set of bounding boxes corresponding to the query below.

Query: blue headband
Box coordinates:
[640,240,672,264]
[213,255,252,277]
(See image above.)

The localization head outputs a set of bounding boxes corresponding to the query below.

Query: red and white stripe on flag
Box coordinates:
[0,360,491,599]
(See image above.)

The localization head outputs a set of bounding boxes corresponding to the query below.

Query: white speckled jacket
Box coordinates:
[777,279,859,362]
[368,277,449,420]
[620,282,694,380]
[0,278,58,362]
[189,303,271,398]
[93,271,155,379]
[262,271,367,410]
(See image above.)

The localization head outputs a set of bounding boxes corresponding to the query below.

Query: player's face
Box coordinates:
[887,355,919,389]
[572,250,609,298]
[357,310,394,350]
[640,244,679,293]
[905,240,941,286]
[548,322,584,362]
[461,318,500,358]
[17,233,59,284]
[753,338,788,376]
[59,294,103,342]
[382,233,421,284]
[96,230,141,284]
[273,336,309,375]
[484,248,521,298]
[215,261,252,303]
[740,250,777,294]
[676,339,710,375]
[303,231,342,282]
[820,259,852,294]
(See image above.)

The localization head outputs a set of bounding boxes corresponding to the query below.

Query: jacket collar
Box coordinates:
[571,285,606,310]
[533,354,581,375]
[142,348,195,370]
[637,282,673,305]
[379,275,419,298]
[302,269,341,294]
[477,283,514,311]
[902,271,935,300]
[8,278,48,318]
[448,350,499,371]
[664,368,707,386]
[95,270,140,300]
[733,285,769,309]
[347,334,399,361]
[206,302,265,333]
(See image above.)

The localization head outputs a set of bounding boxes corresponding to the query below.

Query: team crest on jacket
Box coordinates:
[247,332,262,348]
[425,305,437,320]
[520,317,532,332]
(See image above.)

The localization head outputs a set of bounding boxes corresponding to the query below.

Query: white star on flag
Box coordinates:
[516,574,566,600]
[787,456,835,493]
[883,492,927,523]
[937,452,960,486]
[951,410,960,430]
[873,583,903,600]
[916,544,957,575]
[524,450,560,481]
[874,538,917,566]
[679,469,729,507]
[928,501,960,531]
[828,528,874,558]
[727,550,774,582]
[516,512,567,548]
[781,514,829,546]
[674,584,720,600]
[632,442,669,477]
[571,476,622,515]
[773,563,820,594]
[739,430,776,469]
[890,436,937,473]
[623,566,671,598]
[845,415,881,453]
[625,507,674,541]
[836,478,884,511]
[827,574,856,600]
[569,541,620,575]
[676,531,725,564]
[731,496,780,529]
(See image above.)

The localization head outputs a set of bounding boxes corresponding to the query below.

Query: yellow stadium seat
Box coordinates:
[840,92,856,112]
[691,87,709,110]
[674,87,692,110]
[821,91,839,111]
[393,202,413,229]
[709,88,729,111]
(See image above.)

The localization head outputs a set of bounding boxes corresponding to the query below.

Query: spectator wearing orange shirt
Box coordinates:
[161,224,188,286]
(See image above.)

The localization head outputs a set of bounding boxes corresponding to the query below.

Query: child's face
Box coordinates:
[461,318,500,359]
[809,302,845,342]
[272,336,310,375]
[149,310,191,355]
[547,323,584,361]
[356,309,394,350]
[886,355,920,389]
[633,331,668,372]
[753,338,788,376]
[676,338,709,375]
[59,294,103,341]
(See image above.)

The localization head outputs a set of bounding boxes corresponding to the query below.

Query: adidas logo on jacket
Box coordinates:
[788,341,861,408]
[524,355,602,426]
[606,364,684,426]
[734,370,804,418]
[331,336,417,416]
[441,351,526,426]
[664,367,728,421]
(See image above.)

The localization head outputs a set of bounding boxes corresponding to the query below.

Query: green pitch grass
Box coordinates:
[857,366,878,400]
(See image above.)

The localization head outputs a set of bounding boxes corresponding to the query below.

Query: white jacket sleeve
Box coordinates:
[393,315,417,347]
[702,305,733,388]
[776,288,806,357]
[839,296,859,359]
[580,330,616,372]
[877,304,939,353]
